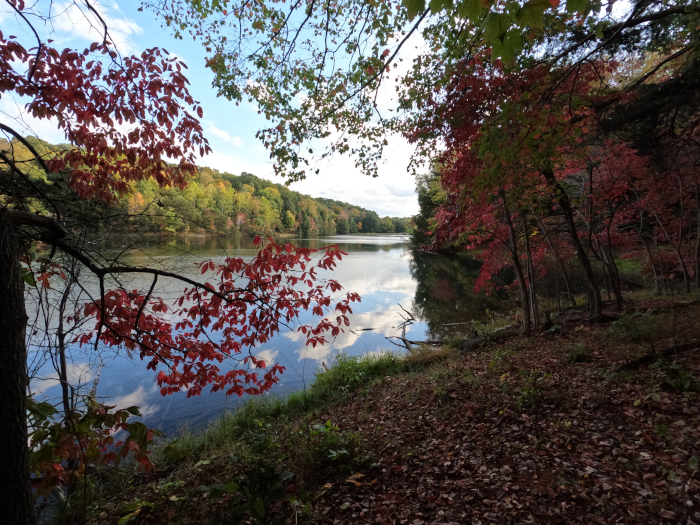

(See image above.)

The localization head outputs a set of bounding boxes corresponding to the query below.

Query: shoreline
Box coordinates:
[75,292,700,525]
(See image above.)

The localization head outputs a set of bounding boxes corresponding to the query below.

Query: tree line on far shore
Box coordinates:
[0,136,410,238]
[123,163,410,237]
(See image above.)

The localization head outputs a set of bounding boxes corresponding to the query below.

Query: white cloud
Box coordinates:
[255,349,279,367]
[287,287,418,363]
[198,149,264,175]
[284,130,421,217]
[208,124,243,147]
[47,2,143,55]
[296,343,334,364]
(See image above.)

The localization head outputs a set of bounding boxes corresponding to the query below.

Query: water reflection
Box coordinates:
[30,235,499,435]
[410,251,503,340]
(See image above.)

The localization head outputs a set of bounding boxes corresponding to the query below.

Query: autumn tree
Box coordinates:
[140,1,698,179]
[0,2,358,523]
[140,1,700,319]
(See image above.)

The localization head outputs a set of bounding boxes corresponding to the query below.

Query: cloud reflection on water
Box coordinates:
[110,385,159,418]
[29,235,427,434]
[31,362,95,397]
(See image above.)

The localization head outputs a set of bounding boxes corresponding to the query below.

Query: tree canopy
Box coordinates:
[145,0,700,331]
[0,2,359,522]
[143,0,699,178]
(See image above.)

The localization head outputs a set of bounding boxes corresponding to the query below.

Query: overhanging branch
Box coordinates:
[0,208,254,305]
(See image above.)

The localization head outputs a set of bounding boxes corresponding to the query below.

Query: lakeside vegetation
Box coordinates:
[53,291,700,525]
[122,167,411,238]
[3,1,700,523]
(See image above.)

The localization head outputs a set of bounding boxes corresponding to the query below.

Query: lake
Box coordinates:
[28,235,500,436]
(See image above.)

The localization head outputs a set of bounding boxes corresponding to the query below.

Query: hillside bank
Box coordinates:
[69,295,700,525]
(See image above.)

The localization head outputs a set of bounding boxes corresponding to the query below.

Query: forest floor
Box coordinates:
[84,296,700,525]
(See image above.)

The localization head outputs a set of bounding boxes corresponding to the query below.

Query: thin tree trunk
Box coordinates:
[534,215,575,306]
[604,246,623,309]
[520,212,539,326]
[653,235,669,294]
[694,182,700,289]
[0,216,34,525]
[637,209,662,294]
[542,170,602,319]
[645,244,663,294]
[57,271,75,420]
[648,203,691,293]
[500,190,530,336]
[602,203,624,309]
[597,235,623,309]
[600,253,612,302]
[676,175,691,292]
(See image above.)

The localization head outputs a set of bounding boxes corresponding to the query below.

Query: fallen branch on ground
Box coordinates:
[617,342,700,371]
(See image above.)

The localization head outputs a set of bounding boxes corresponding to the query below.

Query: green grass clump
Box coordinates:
[152,351,428,462]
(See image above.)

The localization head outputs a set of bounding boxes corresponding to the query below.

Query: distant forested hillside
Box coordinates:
[1,137,410,237]
[125,167,410,236]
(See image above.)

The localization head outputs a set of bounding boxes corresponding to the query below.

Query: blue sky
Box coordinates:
[0,1,420,217]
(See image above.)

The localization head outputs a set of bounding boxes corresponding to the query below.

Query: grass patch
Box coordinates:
[65,299,700,525]
[148,350,433,470]
[614,257,643,276]
[60,351,436,525]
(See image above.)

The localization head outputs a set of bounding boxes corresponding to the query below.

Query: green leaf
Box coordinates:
[121,501,153,513]
[566,0,589,14]
[516,0,550,29]
[429,0,452,13]
[254,498,266,517]
[689,456,698,471]
[404,0,426,20]
[23,270,36,287]
[223,482,239,493]
[481,12,511,44]
[118,501,153,525]
[457,0,484,23]
[499,30,522,62]
[163,440,189,461]
[279,470,294,481]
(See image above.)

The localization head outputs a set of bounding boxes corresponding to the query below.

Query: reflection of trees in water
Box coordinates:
[105,235,407,258]
[409,251,503,340]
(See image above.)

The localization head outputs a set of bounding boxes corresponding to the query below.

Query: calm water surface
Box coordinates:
[29,235,500,435]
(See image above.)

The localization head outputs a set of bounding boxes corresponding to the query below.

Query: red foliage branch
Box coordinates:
[79,237,360,398]
[0,30,210,202]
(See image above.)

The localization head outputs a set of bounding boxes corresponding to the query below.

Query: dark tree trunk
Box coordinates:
[535,215,575,306]
[603,243,623,310]
[638,210,662,294]
[542,170,602,319]
[500,190,531,336]
[694,182,700,290]
[0,216,33,525]
[653,236,669,294]
[648,203,691,293]
[520,212,539,327]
